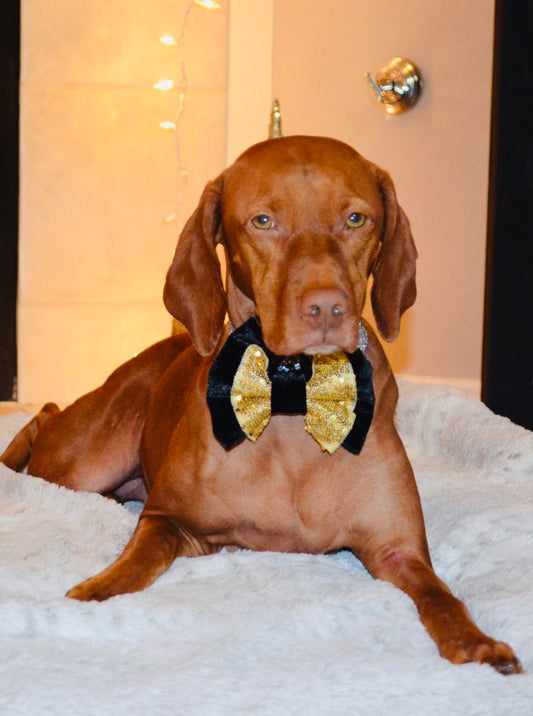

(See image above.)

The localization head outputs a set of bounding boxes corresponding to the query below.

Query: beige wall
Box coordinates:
[270,0,495,396]
[18,0,494,403]
[18,0,228,403]
[226,0,274,163]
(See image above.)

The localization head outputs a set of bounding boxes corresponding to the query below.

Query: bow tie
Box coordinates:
[207,318,374,454]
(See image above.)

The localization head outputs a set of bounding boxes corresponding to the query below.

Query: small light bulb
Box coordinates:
[160,34,177,46]
[194,0,220,8]
[153,78,175,91]
[159,121,176,130]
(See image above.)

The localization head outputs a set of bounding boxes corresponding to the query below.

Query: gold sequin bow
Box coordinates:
[231,346,357,454]
[206,318,374,455]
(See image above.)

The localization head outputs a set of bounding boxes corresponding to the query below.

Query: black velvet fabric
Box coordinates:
[207,318,374,454]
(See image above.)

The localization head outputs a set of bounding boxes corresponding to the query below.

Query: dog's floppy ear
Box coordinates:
[370,166,417,342]
[163,175,227,356]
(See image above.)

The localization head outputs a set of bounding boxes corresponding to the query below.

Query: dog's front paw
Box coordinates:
[479,640,523,675]
[441,635,523,675]
[66,575,122,602]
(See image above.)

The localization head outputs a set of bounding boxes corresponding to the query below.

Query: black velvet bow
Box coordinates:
[207,318,374,454]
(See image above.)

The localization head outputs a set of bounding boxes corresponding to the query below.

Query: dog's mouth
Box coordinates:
[296,320,361,357]
[256,294,362,357]
[259,319,361,358]
[264,330,360,359]
[303,343,345,356]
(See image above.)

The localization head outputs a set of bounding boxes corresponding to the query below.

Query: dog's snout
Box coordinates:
[299,288,349,329]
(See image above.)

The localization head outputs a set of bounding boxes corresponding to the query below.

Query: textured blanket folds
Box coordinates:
[0,380,532,715]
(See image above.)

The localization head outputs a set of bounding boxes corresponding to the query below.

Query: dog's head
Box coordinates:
[164,136,417,356]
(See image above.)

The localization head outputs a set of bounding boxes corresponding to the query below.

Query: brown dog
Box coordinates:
[1,136,521,674]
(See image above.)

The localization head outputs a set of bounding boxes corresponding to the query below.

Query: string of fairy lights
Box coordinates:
[154,0,221,225]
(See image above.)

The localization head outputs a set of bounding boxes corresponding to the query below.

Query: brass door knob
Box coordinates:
[365,58,422,114]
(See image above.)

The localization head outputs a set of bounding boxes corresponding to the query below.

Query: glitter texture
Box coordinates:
[231,345,271,441]
[305,353,357,453]
[230,344,358,453]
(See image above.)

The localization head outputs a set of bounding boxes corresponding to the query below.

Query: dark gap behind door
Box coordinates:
[0,0,20,400]
[482,0,533,430]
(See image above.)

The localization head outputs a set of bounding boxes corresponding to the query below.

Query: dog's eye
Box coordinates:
[251,214,274,230]
[346,213,366,229]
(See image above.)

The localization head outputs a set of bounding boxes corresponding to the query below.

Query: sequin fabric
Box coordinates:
[231,345,272,441]
[230,344,358,453]
[305,352,357,453]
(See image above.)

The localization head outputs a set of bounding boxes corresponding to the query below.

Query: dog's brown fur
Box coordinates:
[1,136,521,673]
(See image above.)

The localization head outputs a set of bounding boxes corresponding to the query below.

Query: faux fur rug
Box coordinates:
[0,380,532,715]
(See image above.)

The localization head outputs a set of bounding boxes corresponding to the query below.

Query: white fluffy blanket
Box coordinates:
[0,381,532,715]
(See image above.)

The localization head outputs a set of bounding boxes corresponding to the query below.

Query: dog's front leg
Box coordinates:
[66,514,208,601]
[365,547,522,674]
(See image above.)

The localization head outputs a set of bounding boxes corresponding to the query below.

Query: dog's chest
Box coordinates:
[170,416,363,553]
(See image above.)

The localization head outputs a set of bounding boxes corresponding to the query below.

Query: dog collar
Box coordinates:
[207,318,374,454]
